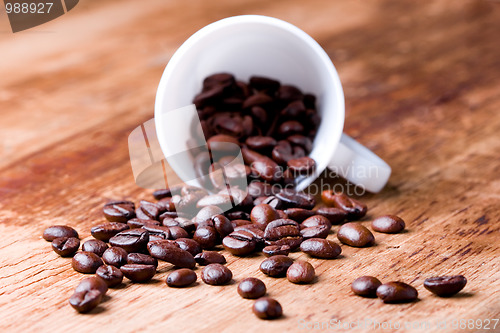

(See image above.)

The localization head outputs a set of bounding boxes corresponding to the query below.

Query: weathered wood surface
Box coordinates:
[0,0,499,332]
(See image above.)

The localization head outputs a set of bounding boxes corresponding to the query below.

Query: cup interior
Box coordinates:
[155,15,345,190]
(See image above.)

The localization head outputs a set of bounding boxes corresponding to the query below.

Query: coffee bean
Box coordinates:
[43,225,79,241]
[69,289,103,313]
[371,215,406,234]
[376,282,418,303]
[194,251,226,266]
[287,134,312,153]
[287,261,315,284]
[51,237,80,257]
[127,218,159,229]
[300,238,342,259]
[96,265,123,287]
[226,211,251,221]
[252,297,283,319]
[283,208,316,222]
[169,226,190,239]
[322,191,367,220]
[260,255,293,277]
[278,120,304,136]
[120,264,156,283]
[264,219,303,250]
[277,84,303,103]
[287,157,315,175]
[127,253,158,268]
[102,246,128,267]
[166,268,197,287]
[351,276,382,297]
[337,223,375,247]
[147,240,196,269]
[242,93,274,109]
[276,189,315,209]
[262,245,291,257]
[271,140,294,165]
[250,157,281,183]
[250,204,280,229]
[141,223,171,240]
[193,226,218,249]
[247,181,278,198]
[207,134,240,152]
[424,275,467,297]
[103,200,135,222]
[211,214,234,239]
[201,263,232,285]
[81,239,108,257]
[91,222,130,242]
[222,230,257,256]
[246,136,277,153]
[301,215,332,229]
[153,188,174,200]
[300,225,329,239]
[249,76,280,92]
[72,251,104,274]
[174,238,202,256]
[194,205,224,224]
[238,277,266,299]
[109,228,149,253]
[231,219,253,228]
[277,210,288,219]
[74,276,108,295]
[281,100,306,118]
[259,196,285,210]
[136,200,161,220]
[314,207,347,224]
[196,194,233,209]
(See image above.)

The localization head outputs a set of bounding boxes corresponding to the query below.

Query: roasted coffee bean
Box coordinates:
[174,238,202,256]
[196,194,233,209]
[376,282,418,303]
[424,275,467,297]
[250,157,281,183]
[287,261,315,284]
[69,276,107,313]
[153,188,174,200]
[141,223,171,239]
[194,205,224,224]
[202,73,235,90]
[81,239,108,257]
[169,226,189,239]
[277,84,303,103]
[147,240,196,269]
[300,225,329,239]
[246,136,277,153]
[281,100,306,118]
[127,218,159,229]
[222,230,257,256]
[157,197,176,212]
[96,265,123,287]
[234,225,265,244]
[163,217,196,234]
[69,290,103,313]
[72,251,104,274]
[351,276,382,297]
[166,268,197,287]
[278,120,304,136]
[337,223,375,247]
[127,253,158,268]
[43,225,79,241]
[207,134,240,152]
[136,200,161,220]
[91,222,130,242]
[109,228,149,253]
[51,237,80,257]
[322,191,367,220]
[249,76,280,92]
[231,219,253,228]
[260,196,285,210]
[212,214,234,239]
[264,219,302,249]
[271,140,294,165]
[252,297,283,320]
[301,215,332,229]
[242,92,274,109]
[194,251,226,266]
[120,264,156,283]
[103,200,135,222]
[226,211,251,221]
[201,263,233,285]
[193,226,218,249]
[287,156,315,175]
[262,245,291,257]
[284,208,316,222]
[287,134,312,153]
[300,238,342,259]
[276,189,315,209]
[277,210,288,219]
[250,204,280,229]
[260,255,294,277]
[102,246,128,267]
[247,181,277,198]
[371,215,406,233]
[238,277,266,299]
[314,207,347,224]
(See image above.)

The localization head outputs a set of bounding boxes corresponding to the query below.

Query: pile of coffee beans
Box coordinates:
[41,74,468,318]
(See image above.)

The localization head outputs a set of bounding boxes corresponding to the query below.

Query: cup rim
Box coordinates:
[155,15,345,191]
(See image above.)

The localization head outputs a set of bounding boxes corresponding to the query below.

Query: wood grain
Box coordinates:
[1,0,499,332]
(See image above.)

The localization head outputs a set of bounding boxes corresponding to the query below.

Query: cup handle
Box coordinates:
[327,134,391,193]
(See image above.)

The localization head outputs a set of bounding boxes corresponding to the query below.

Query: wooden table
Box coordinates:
[1,0,499,332]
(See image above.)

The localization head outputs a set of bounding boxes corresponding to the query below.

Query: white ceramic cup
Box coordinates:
[155,15,391,193]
